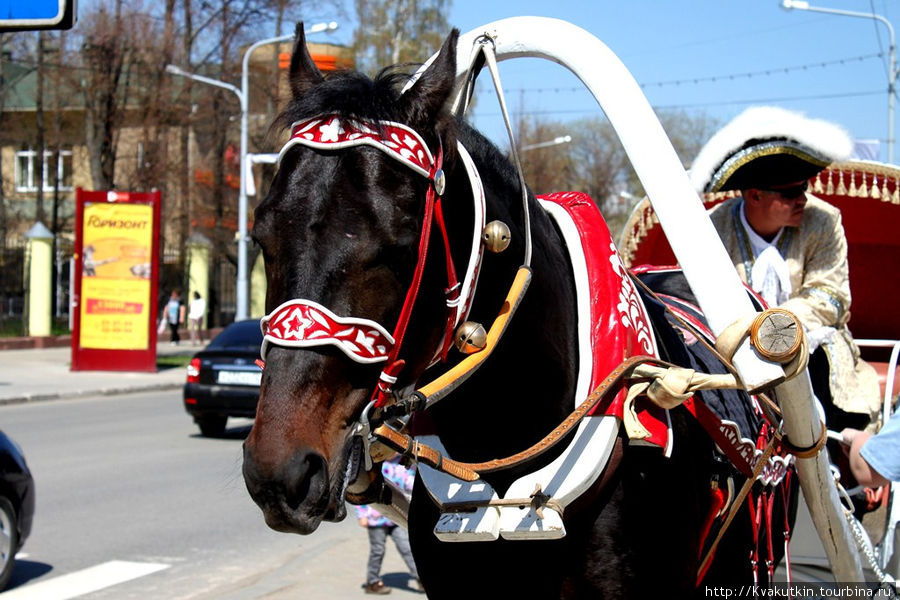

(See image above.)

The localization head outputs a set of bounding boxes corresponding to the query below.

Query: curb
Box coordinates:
[0,328,224,352]
[0,381,184,407]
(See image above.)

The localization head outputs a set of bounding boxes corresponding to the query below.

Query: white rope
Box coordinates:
[834,473,899,595]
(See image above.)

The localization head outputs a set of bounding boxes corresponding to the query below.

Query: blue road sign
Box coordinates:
[0,0,76,31]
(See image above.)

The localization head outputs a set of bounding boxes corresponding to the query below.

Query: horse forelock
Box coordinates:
[270,71,459,165]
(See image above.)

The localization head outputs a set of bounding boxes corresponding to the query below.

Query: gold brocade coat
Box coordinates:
[708,195,881,423]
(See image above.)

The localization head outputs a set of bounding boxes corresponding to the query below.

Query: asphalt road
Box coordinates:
[0,390,422,599]
[0,388,892,599]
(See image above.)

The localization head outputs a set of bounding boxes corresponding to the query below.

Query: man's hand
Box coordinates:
[839,428,888,488]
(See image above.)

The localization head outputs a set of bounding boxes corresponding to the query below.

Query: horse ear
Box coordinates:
[289,22,324,99]
[400,29,459,127]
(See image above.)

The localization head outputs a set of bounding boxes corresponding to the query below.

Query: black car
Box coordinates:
[183,319,263,437]
[0,430,34,590]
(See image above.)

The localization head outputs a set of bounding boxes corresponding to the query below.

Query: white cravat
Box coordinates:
[741,203,792,307]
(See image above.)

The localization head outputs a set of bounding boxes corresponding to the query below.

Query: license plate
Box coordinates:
[216,370,261,386]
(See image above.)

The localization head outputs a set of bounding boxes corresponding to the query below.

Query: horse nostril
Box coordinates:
[284,450,329,511]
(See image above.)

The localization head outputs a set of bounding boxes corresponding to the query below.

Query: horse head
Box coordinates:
[243,23,461,534]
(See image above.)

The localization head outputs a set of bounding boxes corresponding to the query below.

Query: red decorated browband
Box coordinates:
[280,115,437,180]
[261,299,395,364]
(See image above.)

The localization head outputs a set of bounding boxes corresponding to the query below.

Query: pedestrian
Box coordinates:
[163,289,185,346]
[355,457,422,595]
[690,106,881,432]
[188,291,206,345]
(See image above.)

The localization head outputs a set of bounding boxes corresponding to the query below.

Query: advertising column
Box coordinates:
[71,189,161,372]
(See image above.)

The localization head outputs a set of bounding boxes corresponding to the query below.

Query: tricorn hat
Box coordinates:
[689,106,853,193]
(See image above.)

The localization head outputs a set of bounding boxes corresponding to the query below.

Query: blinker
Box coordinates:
[454,321,487,354]
[483,220,511,253]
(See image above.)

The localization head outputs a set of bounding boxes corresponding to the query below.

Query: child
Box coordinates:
[355,457,422,594]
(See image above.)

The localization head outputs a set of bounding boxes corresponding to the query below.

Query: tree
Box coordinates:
[353,0,451,74]
[78,0,132,190]
[514,109,720,238]
[516,119,578,197]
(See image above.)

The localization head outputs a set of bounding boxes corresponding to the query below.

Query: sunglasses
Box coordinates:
[759,181,809,199]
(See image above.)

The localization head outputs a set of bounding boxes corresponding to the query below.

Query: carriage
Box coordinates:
[621,159,900,582]
[242,16,896,596]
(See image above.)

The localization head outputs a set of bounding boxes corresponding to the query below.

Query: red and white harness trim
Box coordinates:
[261,299,394,364]
[263,115,486,405]
[279,115,436,178]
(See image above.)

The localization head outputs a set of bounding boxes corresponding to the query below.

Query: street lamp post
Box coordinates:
[167,21,337,322]
[781,0,896,163]
[236,21,337,321]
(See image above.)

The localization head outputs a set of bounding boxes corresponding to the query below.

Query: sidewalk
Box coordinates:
[0,341,427,599]
[0,341,194,405]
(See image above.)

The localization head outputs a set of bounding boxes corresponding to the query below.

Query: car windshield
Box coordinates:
[207,320,263,351]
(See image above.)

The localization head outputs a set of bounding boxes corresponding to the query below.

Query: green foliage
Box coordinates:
[156,354,192,370]
[0,317,25,338]
[0,316,69,338]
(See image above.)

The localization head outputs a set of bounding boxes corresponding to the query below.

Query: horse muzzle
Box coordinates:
[242,444,346,534]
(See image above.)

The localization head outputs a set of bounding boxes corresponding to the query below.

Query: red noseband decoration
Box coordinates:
[261,299,395,364]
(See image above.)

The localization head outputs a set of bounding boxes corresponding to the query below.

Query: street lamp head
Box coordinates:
[165,64,184,76]
[306,21,339,35]
[781,0,809,10]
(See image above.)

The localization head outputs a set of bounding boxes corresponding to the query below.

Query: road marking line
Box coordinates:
[0,560,170,600]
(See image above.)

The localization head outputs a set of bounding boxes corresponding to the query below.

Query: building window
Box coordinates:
[15,149,73,192]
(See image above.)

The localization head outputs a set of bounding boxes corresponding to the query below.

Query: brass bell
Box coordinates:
[482,220,511,253]
[454,321,487,354]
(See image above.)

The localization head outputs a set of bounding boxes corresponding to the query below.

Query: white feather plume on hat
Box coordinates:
[689,106,854,193]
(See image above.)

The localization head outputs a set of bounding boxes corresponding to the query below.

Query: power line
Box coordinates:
[475,52,884,96]
[471,89,884,118]
[642,53,883,88]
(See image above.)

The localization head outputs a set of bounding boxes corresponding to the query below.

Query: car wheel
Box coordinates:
[0,496,19,590]
[197,415,227,437]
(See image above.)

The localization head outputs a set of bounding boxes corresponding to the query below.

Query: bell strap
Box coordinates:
[372,354,662,481]
[418,265,532,409]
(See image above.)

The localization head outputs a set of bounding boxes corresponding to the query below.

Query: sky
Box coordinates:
[394,0,899,164]
[66,0,900,164]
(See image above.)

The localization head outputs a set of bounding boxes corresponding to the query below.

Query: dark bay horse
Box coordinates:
[243,23,795,598]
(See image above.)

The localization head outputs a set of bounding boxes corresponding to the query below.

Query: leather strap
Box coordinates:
[779,419,827,459]
[372,425,482,482]
[373,354,660,480]
[698,431,778,577]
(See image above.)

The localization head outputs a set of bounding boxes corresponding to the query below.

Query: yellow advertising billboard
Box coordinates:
[78,202,154,350]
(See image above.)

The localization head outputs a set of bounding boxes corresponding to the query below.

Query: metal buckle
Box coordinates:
[351,399,379,472]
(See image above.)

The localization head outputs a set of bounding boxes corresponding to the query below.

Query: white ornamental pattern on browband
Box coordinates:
[261,299,395,364]
[279,115,436,179]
